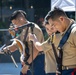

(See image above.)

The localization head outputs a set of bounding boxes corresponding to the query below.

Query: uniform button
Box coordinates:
[57,47,61,50]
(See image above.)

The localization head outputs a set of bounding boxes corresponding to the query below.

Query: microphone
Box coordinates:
[10,23,34,31]
[9,23,35,38]
[17,23,34,29]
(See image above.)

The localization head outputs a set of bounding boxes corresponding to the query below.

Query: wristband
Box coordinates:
[25,61,30,66]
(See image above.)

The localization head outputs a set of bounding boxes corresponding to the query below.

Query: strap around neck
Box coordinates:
[58,22,75,50]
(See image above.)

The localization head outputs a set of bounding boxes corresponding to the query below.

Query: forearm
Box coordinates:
[20,48,39,74]
[26,48,39,64]
[3,42,18,52]
[7,44,18,52]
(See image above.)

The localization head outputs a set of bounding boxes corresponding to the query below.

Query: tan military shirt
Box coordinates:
[20,22,44,56]
[42,34,61,73]
[61,22,76,66]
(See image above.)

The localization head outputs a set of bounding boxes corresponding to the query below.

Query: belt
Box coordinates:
[62,65,76,70]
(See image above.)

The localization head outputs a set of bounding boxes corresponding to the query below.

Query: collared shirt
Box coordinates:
[42,33,61,73]
[17,22,44,57]
[61,20,76,66]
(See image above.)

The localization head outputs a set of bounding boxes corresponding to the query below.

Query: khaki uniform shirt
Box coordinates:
[42,34,61,73]
[18,22,44,57]
[61,22,76,66]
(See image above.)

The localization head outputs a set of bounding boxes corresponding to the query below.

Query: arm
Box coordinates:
[3,40,18,53]
[29,33,43,51]
[21,25,44,74]
[29,33,53,52]
[21,45,39,74]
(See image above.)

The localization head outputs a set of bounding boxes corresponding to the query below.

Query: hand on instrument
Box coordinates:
[20,54,25,65]
[28,33,36,41]
[21,64,29,74]
[3,47,11,54]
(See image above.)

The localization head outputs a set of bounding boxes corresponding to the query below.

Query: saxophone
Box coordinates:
[9,26,29,62]
[9,25,24,55]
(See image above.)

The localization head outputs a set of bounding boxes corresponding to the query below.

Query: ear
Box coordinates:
[59,16,64,22]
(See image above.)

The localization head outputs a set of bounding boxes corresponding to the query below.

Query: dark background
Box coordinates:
[0,0,75,63]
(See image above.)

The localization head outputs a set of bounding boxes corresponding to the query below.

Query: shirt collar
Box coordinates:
[61,19,75,36]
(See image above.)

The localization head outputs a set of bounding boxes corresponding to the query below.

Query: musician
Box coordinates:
[45,7,76,75]
[3,10,45,75]
[29,20,61,75]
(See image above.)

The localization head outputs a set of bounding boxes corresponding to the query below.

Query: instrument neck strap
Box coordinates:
[58,22,75,50]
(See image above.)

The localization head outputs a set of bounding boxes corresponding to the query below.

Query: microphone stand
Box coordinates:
[21,22,34,75]
[30,26,34,75]
[22,24,34,75]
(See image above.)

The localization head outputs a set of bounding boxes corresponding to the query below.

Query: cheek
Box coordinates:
[46,30,52,35]
[55,24,60,29]
[46,30,50,34]
[55,25,62,32]
[53,28,57,32]
[58,25,62,30]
